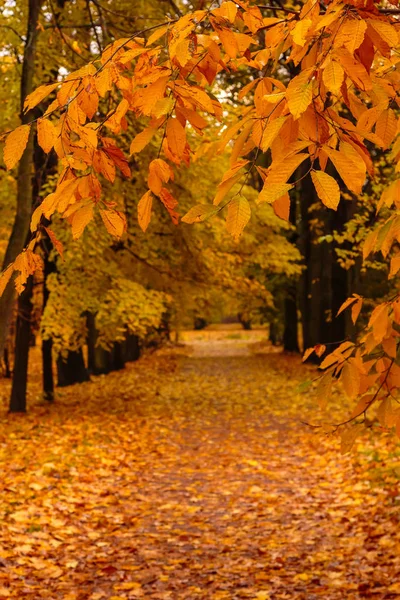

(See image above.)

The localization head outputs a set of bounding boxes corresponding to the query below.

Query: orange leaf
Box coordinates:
[166,118,187,158]
[302,347,315,362]
[272,193,290,221]
[44,227,64,260]
[286,68,313,120]
[24,83,58,112]
[311,170,340,210]
[137,190,153,232]
[71,204,94,239]
[100,209,126,239]
[130,127,157,155]
[226,196,251,242]
[3,125,31,170]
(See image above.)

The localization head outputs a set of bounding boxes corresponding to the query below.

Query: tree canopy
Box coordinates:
[1,0,400,446]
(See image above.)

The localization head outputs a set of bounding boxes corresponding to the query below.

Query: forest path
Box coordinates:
[0,333,400,599]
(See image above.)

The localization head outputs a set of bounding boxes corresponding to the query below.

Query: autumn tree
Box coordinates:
[2,0,400,447]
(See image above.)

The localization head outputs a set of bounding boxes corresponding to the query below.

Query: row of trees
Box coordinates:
[0,0,398,443]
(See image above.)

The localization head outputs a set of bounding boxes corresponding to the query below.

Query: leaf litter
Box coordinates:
[0,334,400,599]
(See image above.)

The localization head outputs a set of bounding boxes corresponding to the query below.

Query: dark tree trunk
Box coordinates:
[87,312,128,375]
[297,163,355,358]
[57,350,89,387]
[283,189,299,353]
[41,240,57,401]
[0,0,43,358]
[3,348,11,379]
[298,165,334,357]
[42,338,54,400]
[123,333,141,362]
[238,313,252,330]
[111,342,125,371]
[86,313,110,375]
[269,321,280,346]
[283,288,299,352]
[9,277,34,413]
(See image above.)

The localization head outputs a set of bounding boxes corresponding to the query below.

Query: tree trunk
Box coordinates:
[41,231,57,402]
[87,313,127,375]
[0,0,42,358]
[238,313,252,330]
[298,164,333,356]
[283,189,299,353]
[2,348,11,379]
[9,277,34,413]
[57,350,90,387]
[42,251,54,401]
[42,337,54,400]
[283,289,299,352]
[123,333,141,362]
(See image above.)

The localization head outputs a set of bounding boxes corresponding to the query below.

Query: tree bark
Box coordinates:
[283,189,299,353]
[0,0,43,358]
[123,333,141,362]
[42,243,55,401]
[57,350,90,387]
[9,277,34,413]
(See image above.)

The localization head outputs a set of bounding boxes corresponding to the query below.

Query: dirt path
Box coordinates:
[0,333,399,599]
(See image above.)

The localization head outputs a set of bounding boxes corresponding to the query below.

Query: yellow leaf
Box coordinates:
[368,19,398,47]
[335,48,372,91]
[341,361,360,400]
[322,60,344,95]
[315,373,332,410]
[217,27,239,58]
[182,204,218,223]
[217,1,238,23]
[311,170,340,210]
[351,298,363,325]
[44,227,64,260]
[213,172,243,206]
[292,19,312,47]
[130,127,156,154]
[71,204,94,239]
[137,190,153,232]
[37,118,57,153]
[389,255,400,279]
[369,304,389,343]
[375,108,397,150]
[153,96,175,118]
[260,116,286,152]
[226,196,251,242]
[100,209,126,239]
[3,124,31,170]
[336,18,366,54]
[147,25,169,46]
[286,69,313,120]
[24,82,58,112]
[166,118,187,157]
[148,159,172,195]
[324,146,365,195]
[382,336,397,359]
[175,38,192,66]
[302,347,315,362]
[114,582,141,590]
[337,295,359,316]
[265,153,308,185]
[257,183,292,205]
[273,193,290,221]
[340,423,364,454]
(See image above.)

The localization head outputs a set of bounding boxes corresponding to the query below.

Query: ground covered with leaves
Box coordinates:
[1,332,400,599]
